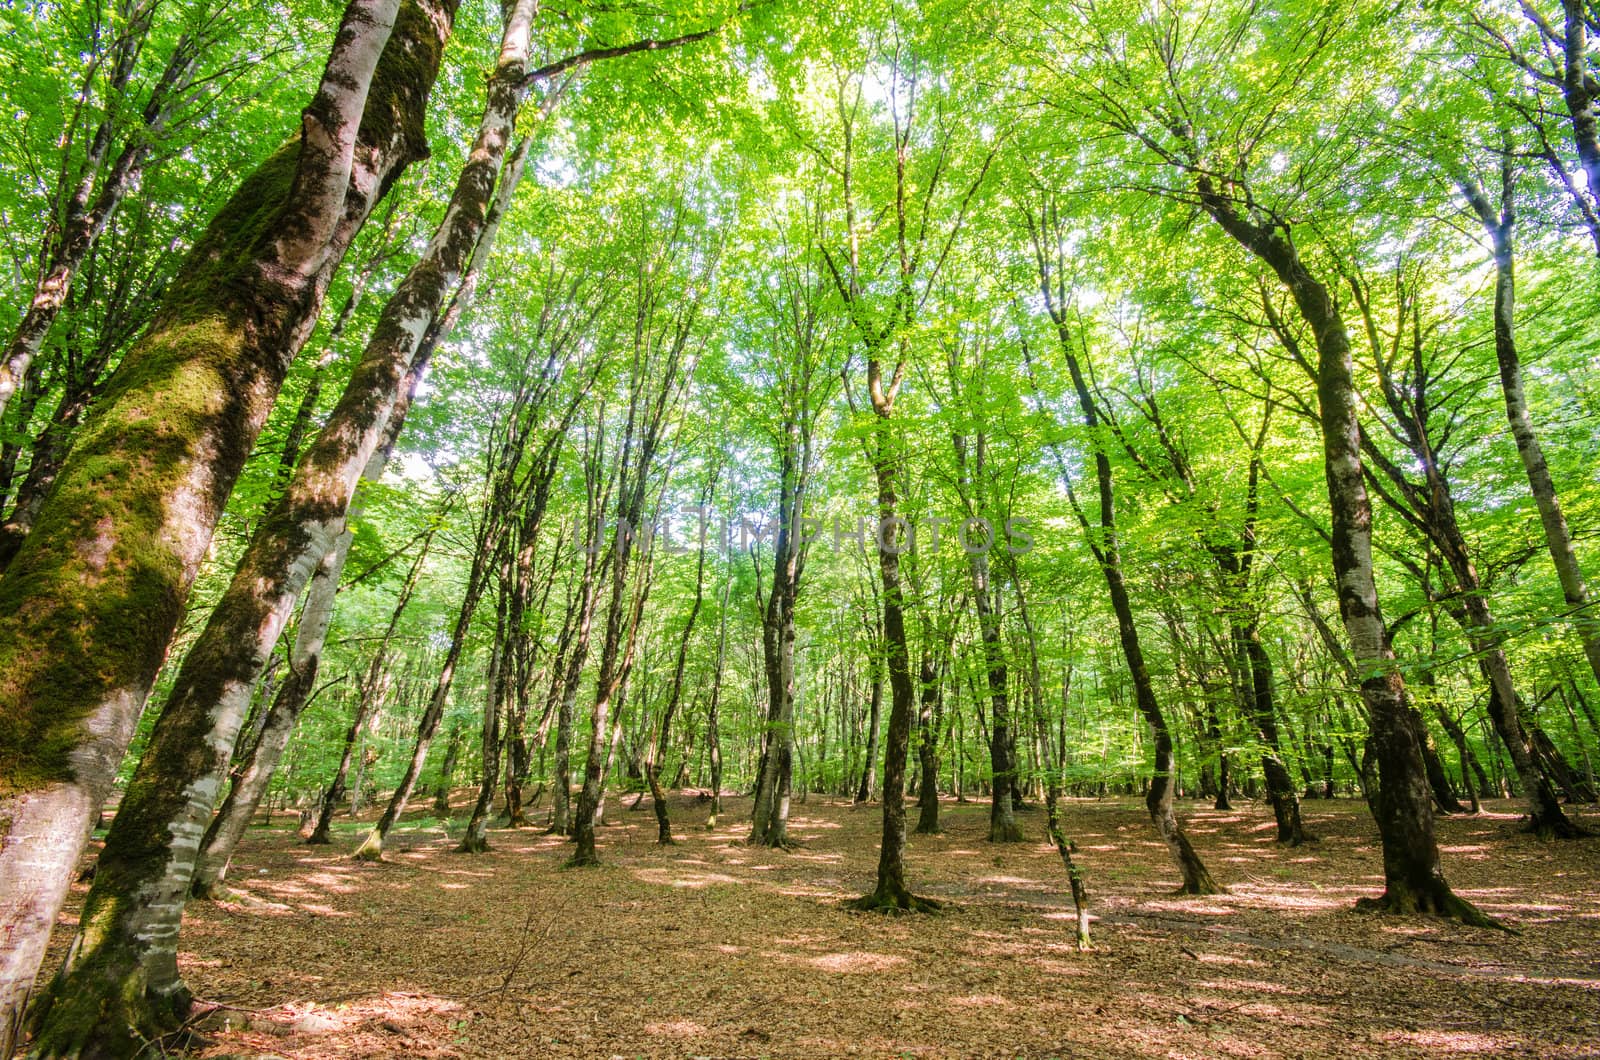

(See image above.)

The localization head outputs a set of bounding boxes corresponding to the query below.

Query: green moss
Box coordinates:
[158,139,302,329]
[362,0,457,168]
[0,309,248,795]
[0,112,309,794]
[0,0,461,805]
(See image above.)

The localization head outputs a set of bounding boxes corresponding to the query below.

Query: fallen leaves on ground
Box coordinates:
[48,793,1600,1058]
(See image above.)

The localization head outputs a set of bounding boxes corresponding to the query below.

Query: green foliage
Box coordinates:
[9,0,1599,816]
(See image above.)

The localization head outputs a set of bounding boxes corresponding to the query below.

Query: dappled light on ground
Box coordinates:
[46,792,1600,1058]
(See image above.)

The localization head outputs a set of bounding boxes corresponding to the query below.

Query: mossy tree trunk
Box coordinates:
[194,468,443,893]
[190,527,353,898]
[0,2,451,1051]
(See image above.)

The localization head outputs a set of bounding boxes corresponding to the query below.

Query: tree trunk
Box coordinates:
[190,533,351,898]
[973,550,1022,843]
[1197,176,1488,922]
[433,723,465,816]
[847,367,939,912]
[1459,168,1600,691]
[460,568,512,853]
[705,567,731,827]
[855,653,883,804]
[1026,195,1217,892]
[310,547,431,846]
[750,560,799,848]
[1237,625,1311,842]
[3,3,451,1049]
[194,404,438,894]
[651,478,713,844]
[355,520,500,860]
[914,647,942,835]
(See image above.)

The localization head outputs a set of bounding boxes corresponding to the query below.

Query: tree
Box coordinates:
[0,2,454,1048]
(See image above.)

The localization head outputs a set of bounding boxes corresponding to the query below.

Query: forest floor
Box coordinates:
[51,792,1600,1059]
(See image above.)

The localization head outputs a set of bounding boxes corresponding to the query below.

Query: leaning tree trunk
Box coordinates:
[1039,303,1217,894]
[193,409,438,894]
[1459,169,1600,694]
[1196,175,1488,923]
[1027,194,1216,891]
[355,515,503,859]
[1,3,453,1050]
[32,0,534,1025]
[190,533,351,897]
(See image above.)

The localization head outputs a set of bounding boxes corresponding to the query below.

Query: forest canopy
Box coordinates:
[0,0,1598,1056]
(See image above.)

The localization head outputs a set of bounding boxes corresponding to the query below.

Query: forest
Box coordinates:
[1,0,1598,1056]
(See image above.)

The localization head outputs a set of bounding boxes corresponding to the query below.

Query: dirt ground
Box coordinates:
[49,792,1600,1058]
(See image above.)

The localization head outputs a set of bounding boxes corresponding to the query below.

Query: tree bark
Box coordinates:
[914,644,944,835]
[193,401,437,894]
[855,648,883,804]
[190,533,351,897]
[355,517,501,859]
[650,478,714,844]
[1458,166,1600,691]
[2,2,450,1049]
[704,565,732,826]
[309,541,431,845]
[460,558,512,853]
[1195,175,1489,922]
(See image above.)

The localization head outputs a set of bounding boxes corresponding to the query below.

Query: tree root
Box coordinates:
[1169,880,1225,897]
[1525,812,1593,841]
[989,820,1026,843]
[1355,886,1513,933]
[845,886,947,915]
